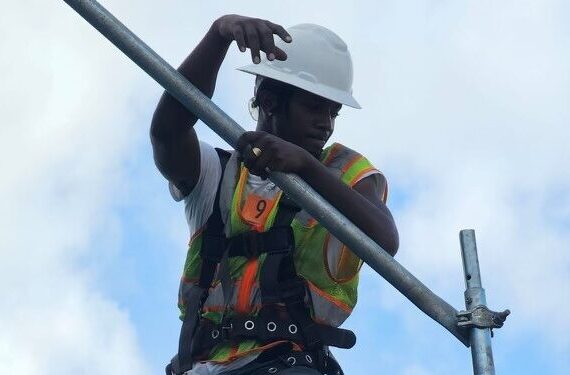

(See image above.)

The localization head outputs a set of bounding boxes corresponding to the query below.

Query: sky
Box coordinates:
[1,0,569,374]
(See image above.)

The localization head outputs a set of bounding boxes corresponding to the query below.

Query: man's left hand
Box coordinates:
[236,131,312,178]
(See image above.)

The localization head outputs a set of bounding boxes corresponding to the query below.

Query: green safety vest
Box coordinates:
[178,142,386,363]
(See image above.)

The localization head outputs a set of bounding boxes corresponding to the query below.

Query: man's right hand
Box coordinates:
[214,15,292,64]
[151,15,291,195]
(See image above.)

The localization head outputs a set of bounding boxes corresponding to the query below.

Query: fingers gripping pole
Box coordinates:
[63,0,470,346]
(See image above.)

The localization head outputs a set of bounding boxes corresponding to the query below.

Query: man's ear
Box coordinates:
[257,89,279,116]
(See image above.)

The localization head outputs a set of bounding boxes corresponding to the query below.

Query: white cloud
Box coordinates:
[0,1,150,373]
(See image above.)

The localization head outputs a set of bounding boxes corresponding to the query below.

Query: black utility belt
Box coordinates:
[191,315,356,360]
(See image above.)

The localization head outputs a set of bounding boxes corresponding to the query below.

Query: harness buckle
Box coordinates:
[221,322,234,339]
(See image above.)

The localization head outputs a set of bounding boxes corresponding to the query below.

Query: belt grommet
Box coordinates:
[288,324,298,334]
[287,356,296,365]
[211,329,220,339]
[267,321,277,332]
[305,354,313,363]
[268,367,278,373]
[245,320,255,330]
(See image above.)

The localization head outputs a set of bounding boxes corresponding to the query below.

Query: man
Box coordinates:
[151,15,399,375]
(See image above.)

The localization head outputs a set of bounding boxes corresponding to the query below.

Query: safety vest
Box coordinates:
[177,142,386,364]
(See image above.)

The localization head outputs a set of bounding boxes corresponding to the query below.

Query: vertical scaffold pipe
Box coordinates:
[62,0,470,346]
[460,230,495,375]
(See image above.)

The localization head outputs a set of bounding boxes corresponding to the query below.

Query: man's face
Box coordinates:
[277,89,342,158]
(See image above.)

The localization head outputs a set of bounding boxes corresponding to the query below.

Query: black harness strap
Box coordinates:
[171,148,230,375]
[227,226,293,258]
[259,193,300,305]
[264,194,356,373]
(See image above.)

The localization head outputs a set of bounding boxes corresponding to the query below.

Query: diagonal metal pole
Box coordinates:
[62,0,470,346]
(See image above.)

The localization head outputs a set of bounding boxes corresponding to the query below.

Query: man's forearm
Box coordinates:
[150,20,232,141]
[299,155,399,255]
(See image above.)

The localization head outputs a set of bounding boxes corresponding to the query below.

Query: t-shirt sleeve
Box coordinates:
[340,153,387,204]
[168,141,222,236]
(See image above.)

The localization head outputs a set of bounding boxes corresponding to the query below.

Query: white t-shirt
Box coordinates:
[170,141,223,238]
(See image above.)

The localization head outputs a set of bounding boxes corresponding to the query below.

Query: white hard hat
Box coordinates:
[237,23,361,109]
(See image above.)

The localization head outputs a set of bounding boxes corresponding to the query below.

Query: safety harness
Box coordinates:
[167,149,355,375]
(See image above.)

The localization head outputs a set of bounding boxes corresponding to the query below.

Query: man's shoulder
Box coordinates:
[321,142,366,168]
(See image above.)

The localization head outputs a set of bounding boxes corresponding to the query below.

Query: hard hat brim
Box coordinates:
[237,63,361,109]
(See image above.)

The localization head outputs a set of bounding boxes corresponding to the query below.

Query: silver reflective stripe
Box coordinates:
[178,282,206,318]
[325,233,344,280]
[324,233,360,281]
[201,282,262,312]
[179,282,201,303]
[308,286,351,327]
[178,281,237,313]
[293,208,316,227]
[202,282,225,309]
[325,144,356,171]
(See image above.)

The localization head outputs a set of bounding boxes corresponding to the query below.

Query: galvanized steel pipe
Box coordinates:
[460,230,496,374]
[63,0,470,346]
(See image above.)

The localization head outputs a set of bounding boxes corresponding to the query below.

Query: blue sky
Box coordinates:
[1,0,569,374]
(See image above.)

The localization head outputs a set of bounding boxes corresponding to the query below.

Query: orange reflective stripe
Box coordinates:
[342,154,364,173]
[235,259,259,314]
[322,143,341,165]
[348,167,378,187]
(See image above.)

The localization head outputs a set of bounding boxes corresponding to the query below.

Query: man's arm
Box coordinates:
[237,132,399,256]
[150,19,231,195]
[150,16,291,195]
[352,173,398,255]
[300,155,398,256]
